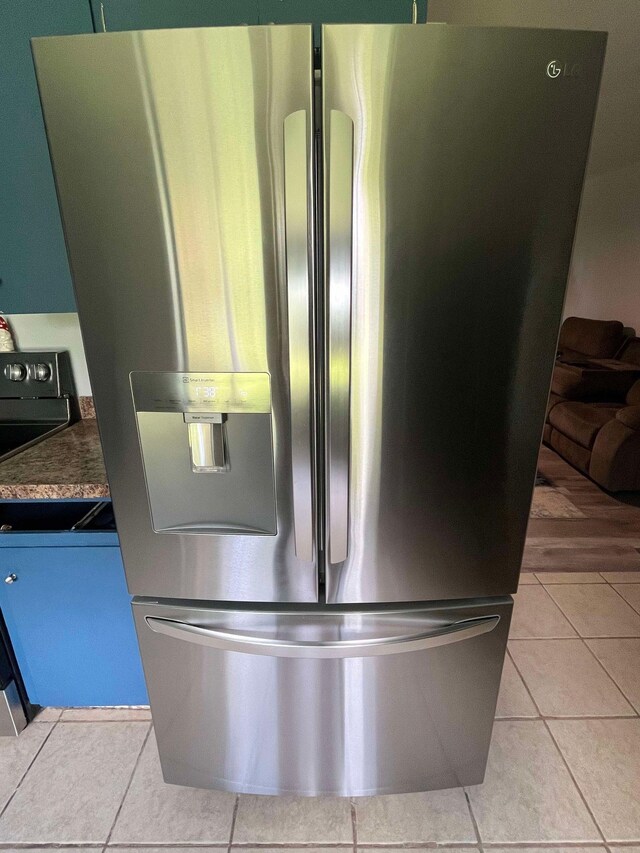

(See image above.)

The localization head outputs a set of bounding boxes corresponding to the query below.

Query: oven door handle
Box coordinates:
[144,614,500,659]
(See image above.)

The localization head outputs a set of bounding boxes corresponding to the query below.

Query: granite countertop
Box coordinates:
[0,419,110,500]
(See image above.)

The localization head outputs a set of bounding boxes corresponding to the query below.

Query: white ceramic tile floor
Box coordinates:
[1,572,639,846]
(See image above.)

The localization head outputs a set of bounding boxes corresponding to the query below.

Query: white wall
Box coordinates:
[6,313,91,395]
[427,0,640,331]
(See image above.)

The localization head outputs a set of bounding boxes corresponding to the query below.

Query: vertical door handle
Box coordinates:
[284,110,314,562]
[326,110,354,564]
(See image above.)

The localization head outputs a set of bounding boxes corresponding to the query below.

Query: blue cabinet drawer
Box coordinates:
[0,546,147,706]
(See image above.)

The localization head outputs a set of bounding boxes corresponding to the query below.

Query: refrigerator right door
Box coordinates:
[323,24,606,604]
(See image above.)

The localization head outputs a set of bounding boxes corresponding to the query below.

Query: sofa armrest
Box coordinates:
[617,406,640,431]
[551,363,637,401]
[590,418,640,491]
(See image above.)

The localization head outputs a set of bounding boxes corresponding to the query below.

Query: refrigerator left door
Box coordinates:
[33,26,318,602]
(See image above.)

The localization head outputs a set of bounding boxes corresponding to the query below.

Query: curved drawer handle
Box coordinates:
[145,614,500,659]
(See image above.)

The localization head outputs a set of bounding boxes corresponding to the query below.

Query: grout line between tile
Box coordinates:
[608,583,640,617]
[509,636,639,719]
[537,583,585,638]
[463,788,483,851]
[512,633,640,641]
[525,581,640,641]
[106,845,228,849]
[496,714,636,721]
[480,845,608,849]
[355,846,479,850]
[228,795,240,852]
[228,845,354,849]
[583,639,640,717]
[350,798,357,853]
[505,649,544,718]
[103,722,152,847]
[0,846,105,850]
[543,718,607,844]
[0,717,58,822]
[579,638,639,719]
[0,845,619,851]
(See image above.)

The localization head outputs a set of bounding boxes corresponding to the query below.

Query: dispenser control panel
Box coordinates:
[130,372,271,414]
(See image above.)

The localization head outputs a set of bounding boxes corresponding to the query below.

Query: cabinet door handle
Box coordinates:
[4,573,17,584]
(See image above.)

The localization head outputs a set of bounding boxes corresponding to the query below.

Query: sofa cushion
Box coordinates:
[549,401,621,449]
[619,337,640,367]
[558,316,625,359]
[627,380,640,406]
[617,406,640,431]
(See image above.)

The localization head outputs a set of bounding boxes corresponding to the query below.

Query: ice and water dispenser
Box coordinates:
[130,372,277,535]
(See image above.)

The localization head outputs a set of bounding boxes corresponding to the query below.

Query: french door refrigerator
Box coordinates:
[33,23,605,796]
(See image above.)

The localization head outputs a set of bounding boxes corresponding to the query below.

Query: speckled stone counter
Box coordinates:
[0,419,109,500]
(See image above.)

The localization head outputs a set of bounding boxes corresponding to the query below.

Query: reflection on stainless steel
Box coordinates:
[33,26,317,601]
[0,679,27,737]
[34,23,604,796]
[326,110,354,566]
[135,597,512,794]
[322,24,606,603]
[187,418,229,473]
[284,110,315,562]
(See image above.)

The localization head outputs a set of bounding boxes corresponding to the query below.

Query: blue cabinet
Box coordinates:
[0,534,147,707]
[0,1,93,314]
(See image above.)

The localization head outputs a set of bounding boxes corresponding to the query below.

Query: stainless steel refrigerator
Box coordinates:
[33,23,605,796]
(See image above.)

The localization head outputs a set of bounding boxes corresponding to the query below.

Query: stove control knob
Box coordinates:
[4,363,26,382]
[32,363,51,382]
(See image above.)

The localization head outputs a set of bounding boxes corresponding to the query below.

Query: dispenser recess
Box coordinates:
[131,372,276,536]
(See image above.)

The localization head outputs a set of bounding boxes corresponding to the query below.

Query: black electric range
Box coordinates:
[0,350,77,734]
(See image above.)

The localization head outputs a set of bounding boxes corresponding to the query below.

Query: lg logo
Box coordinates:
[546,60,561,78]
[547,60,582,78]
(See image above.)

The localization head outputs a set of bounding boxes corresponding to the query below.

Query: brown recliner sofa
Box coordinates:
[545,380,640,491]
[544,317,640,491]
[556,315,625,363]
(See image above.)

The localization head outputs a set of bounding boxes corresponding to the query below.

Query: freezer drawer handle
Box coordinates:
[144,614,500,659]
[284,109,314,563]
[327,110,354,565]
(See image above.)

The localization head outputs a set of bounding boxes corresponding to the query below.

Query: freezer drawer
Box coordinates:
[133,596,512,796]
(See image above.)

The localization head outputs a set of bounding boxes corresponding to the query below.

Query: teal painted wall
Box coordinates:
[91,0,259,30]
[0,1,93,314]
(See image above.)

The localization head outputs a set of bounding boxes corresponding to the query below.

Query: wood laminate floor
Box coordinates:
[524,446,640,573]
